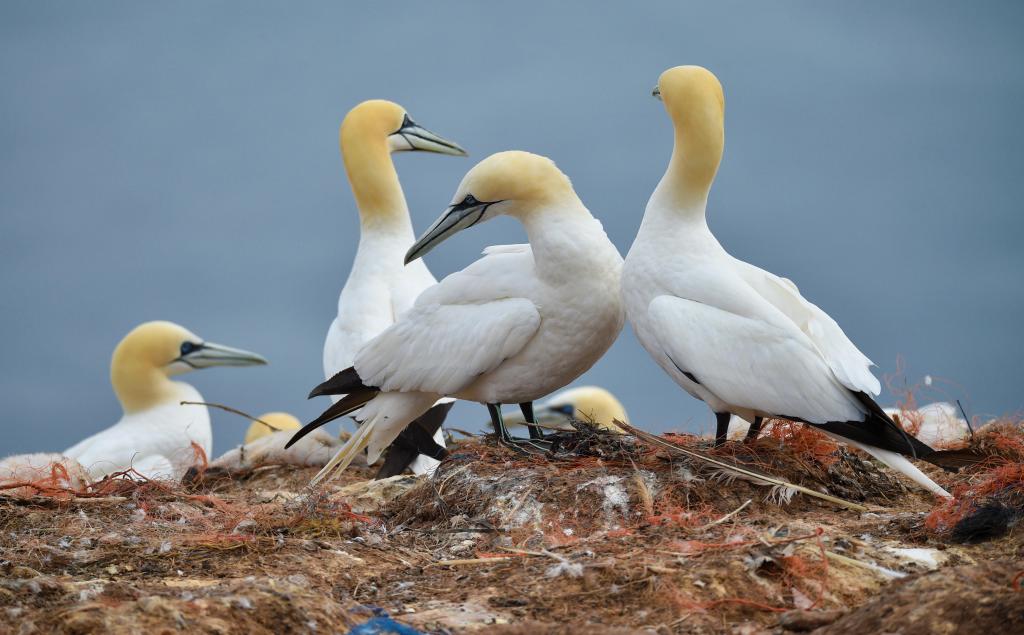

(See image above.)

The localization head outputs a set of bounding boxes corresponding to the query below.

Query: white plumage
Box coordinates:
[66,383,209,480]
[301,151,624,483]
[62,321,267,481]
[624,66,950,497]
[322,100,466,475]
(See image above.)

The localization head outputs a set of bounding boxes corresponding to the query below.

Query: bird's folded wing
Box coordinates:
[354,298,541,395]
[732,261,881,396]
[647,295,863,424]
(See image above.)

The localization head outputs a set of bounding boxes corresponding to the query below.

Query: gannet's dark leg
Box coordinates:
[374,402,453,479]
[745,416,764,442]
[488,403,514,443]
[489,402,549,454]
[714,412,731,446]
[520,401,544,440]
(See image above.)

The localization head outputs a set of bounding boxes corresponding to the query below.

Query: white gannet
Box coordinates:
[884,402,971,449]
[213,412,368,470]
[502,386,629,434]
[244,411,302,444]
[323,99,466,479]
[290,151,625,484]
[621,66,954,497]
[64,321,267,481]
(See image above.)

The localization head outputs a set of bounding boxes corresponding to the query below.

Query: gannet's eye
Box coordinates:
[180,342,200,356]
[554,404,575,416]
[462,194,478,206]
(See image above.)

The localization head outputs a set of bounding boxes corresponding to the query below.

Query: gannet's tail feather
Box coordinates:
[311,417,377,486]
[821,432,952,498]
[310,391,439,486]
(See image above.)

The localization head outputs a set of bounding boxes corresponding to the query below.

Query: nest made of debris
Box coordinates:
[2,419,1022,633]
[924,418,1024,543]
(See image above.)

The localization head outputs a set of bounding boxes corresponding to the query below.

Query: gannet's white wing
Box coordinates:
[354,246,542,395]
[355,298,541,395]
[647,294,864,424]
[731,259,880,396]
[311,252,543,480]
[647,294,951,497]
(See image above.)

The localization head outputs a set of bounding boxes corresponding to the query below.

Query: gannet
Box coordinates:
[884,402,971,449]
[323,99,466,479]
[622,66,953,497]
[244,412,302,444]
[213,412,368,470]
[64,321,267,481]
[502,386,629,434]
[212,429,356,471]
[290,151,625,484]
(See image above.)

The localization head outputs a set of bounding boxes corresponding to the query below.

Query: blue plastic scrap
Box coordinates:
[347,616,425,635]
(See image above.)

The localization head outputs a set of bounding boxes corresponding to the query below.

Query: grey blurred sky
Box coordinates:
[2,2,1022,456]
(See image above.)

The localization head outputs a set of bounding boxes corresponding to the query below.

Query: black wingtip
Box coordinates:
[307,383,329,399]
[285,390,379,449]
[850,391,935,459]
[284,419,322,449]
[799,392,939,461]
[309,367,369,400]
[924,447,987,471]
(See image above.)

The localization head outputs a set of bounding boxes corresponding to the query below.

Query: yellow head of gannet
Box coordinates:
[296,151,624,483]
[620,65,952,498]
[63,321,267,480]
[244,412,302,444]
[405,151,576,262]
[505,386,630,434]
[111,321,268,414]
[547,386,630,430]
[341,99,466,226]
[653,66,725,206]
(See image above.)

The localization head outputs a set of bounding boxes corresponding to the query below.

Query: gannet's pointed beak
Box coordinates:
[405,195,498,264]
[390,114,467,156]
[176,342,268,369]
[652,85,662,101]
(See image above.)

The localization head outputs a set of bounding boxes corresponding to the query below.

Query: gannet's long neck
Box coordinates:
[648,102,724,226]
[520,198,618,282]
[110,356,181,415]
[342,130,415,238]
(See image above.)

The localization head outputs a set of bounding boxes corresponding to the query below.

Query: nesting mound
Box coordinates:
[1,424,1021,633]
[816,561,1024,634]
[925,419,1024,543]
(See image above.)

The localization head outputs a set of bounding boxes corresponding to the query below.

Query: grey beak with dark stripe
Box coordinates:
[175,342,268,369]
[405,195,497,264]
[390,114,467,156]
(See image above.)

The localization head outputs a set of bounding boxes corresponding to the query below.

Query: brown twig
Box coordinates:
[617,422,866,512]
[180,401,288,433]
